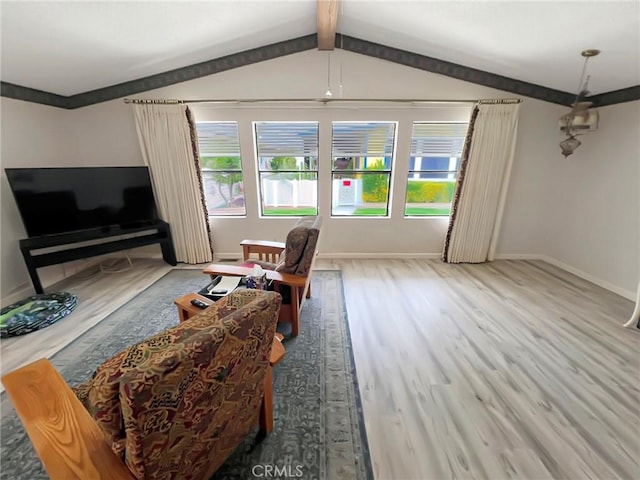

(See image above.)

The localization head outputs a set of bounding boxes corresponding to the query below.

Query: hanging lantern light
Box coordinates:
[558,49,601,157]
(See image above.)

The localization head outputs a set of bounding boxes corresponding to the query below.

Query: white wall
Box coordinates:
[66,100,143,167]
[1,98,73,299]
[534,101,639,296]
[2,49,636,300]
[52,50,559,259]
[494,99,567,255]
[0,98,151,301]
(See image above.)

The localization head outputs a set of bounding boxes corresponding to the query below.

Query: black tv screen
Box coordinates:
[5,167,160,238]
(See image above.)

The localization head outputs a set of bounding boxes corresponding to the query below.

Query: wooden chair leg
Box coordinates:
[306,283,311,299]
[259,366,274,434]
[242,244,251,261]
[291,287,301,336]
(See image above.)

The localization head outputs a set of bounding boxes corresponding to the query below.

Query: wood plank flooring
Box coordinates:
[1,258,638,479]
[315,259,639,480]
[1,258,172,376]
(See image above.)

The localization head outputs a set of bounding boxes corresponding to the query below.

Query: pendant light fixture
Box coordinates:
[325,51,332,98]
[559,49,601,158]
[338,34,344,98]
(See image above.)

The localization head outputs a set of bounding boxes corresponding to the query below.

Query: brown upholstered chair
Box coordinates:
[203,216,322,336]
[1,290,282,480]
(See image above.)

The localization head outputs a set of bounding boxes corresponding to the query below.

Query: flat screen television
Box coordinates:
[5,167,160,238]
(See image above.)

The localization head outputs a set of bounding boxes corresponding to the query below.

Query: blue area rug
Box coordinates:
[0,269,372,480]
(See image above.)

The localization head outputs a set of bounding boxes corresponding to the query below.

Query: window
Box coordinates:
[331,122,396,216]
[255,122,319,216]
[405,122,468,216]
[196,121,246,216]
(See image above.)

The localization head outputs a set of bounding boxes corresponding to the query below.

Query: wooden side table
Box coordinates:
[174,293,214,323]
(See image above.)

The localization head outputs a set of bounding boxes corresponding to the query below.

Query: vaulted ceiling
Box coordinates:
[1,1,639,104]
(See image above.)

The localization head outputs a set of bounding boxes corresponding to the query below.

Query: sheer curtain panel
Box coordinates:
[133,104,213,264]
[443,103,520,263]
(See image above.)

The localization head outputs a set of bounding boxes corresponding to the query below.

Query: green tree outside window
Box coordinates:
[362,160,388,202]
[201,156,242,206]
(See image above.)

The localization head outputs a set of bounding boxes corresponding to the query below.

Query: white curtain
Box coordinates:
[133,104,212,264]
[445,102,520,263]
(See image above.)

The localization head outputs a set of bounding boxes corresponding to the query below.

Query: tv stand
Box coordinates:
[19,220,177,294]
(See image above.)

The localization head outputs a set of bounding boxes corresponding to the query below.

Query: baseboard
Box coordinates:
[494,253,635,300]
[180,250,637,301]
[214,252,444,260]
[493,253,542,260]
[317,251,635,300]
[317,252,443,259]
[536,255,635,301]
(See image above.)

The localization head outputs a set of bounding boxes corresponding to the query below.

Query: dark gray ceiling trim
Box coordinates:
[338,35,576,106]
[66,34,317,108]
[2,33,637,109]
[1,35,318,109]
[588,85,640,107]
[1,82,69,109]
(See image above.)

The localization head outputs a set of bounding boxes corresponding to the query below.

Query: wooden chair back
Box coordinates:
[2,359,135,480]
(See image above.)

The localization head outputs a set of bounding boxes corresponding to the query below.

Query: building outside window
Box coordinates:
[254,121,319,216]
[331,121,397,216]
[196,121,246,216]
[405,122,469,216]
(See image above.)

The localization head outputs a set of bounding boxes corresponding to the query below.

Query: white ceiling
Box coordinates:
[1,1,639,97]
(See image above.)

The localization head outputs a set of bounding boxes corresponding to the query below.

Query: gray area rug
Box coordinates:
[0,270,373,480]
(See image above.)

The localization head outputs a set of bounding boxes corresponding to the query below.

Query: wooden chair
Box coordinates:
[1,290,285,480]
[2,359,136,480]
[203,216,322,336]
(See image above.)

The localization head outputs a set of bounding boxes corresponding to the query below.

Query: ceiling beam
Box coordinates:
[317,0,338,50]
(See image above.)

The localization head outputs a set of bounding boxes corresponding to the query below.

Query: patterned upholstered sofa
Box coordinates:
[2,289,282,480]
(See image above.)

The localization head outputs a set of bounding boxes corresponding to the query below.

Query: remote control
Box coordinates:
[190,299,209,309]
[211,289,227,295]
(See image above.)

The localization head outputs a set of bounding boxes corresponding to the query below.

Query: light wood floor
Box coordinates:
[1,258,638,480]
[319,259,639,480]
[1,259,172,376]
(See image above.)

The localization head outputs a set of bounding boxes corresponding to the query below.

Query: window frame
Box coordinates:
[253,121,320,218]
[330,121,398,218]
[196,121,246,217]
[404,122,468,218]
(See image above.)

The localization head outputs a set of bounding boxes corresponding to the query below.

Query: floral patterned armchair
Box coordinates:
[1,289,282,480]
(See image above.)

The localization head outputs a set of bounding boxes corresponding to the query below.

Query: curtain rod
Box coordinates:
[123,98,522,105]
[478,99,523,104]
